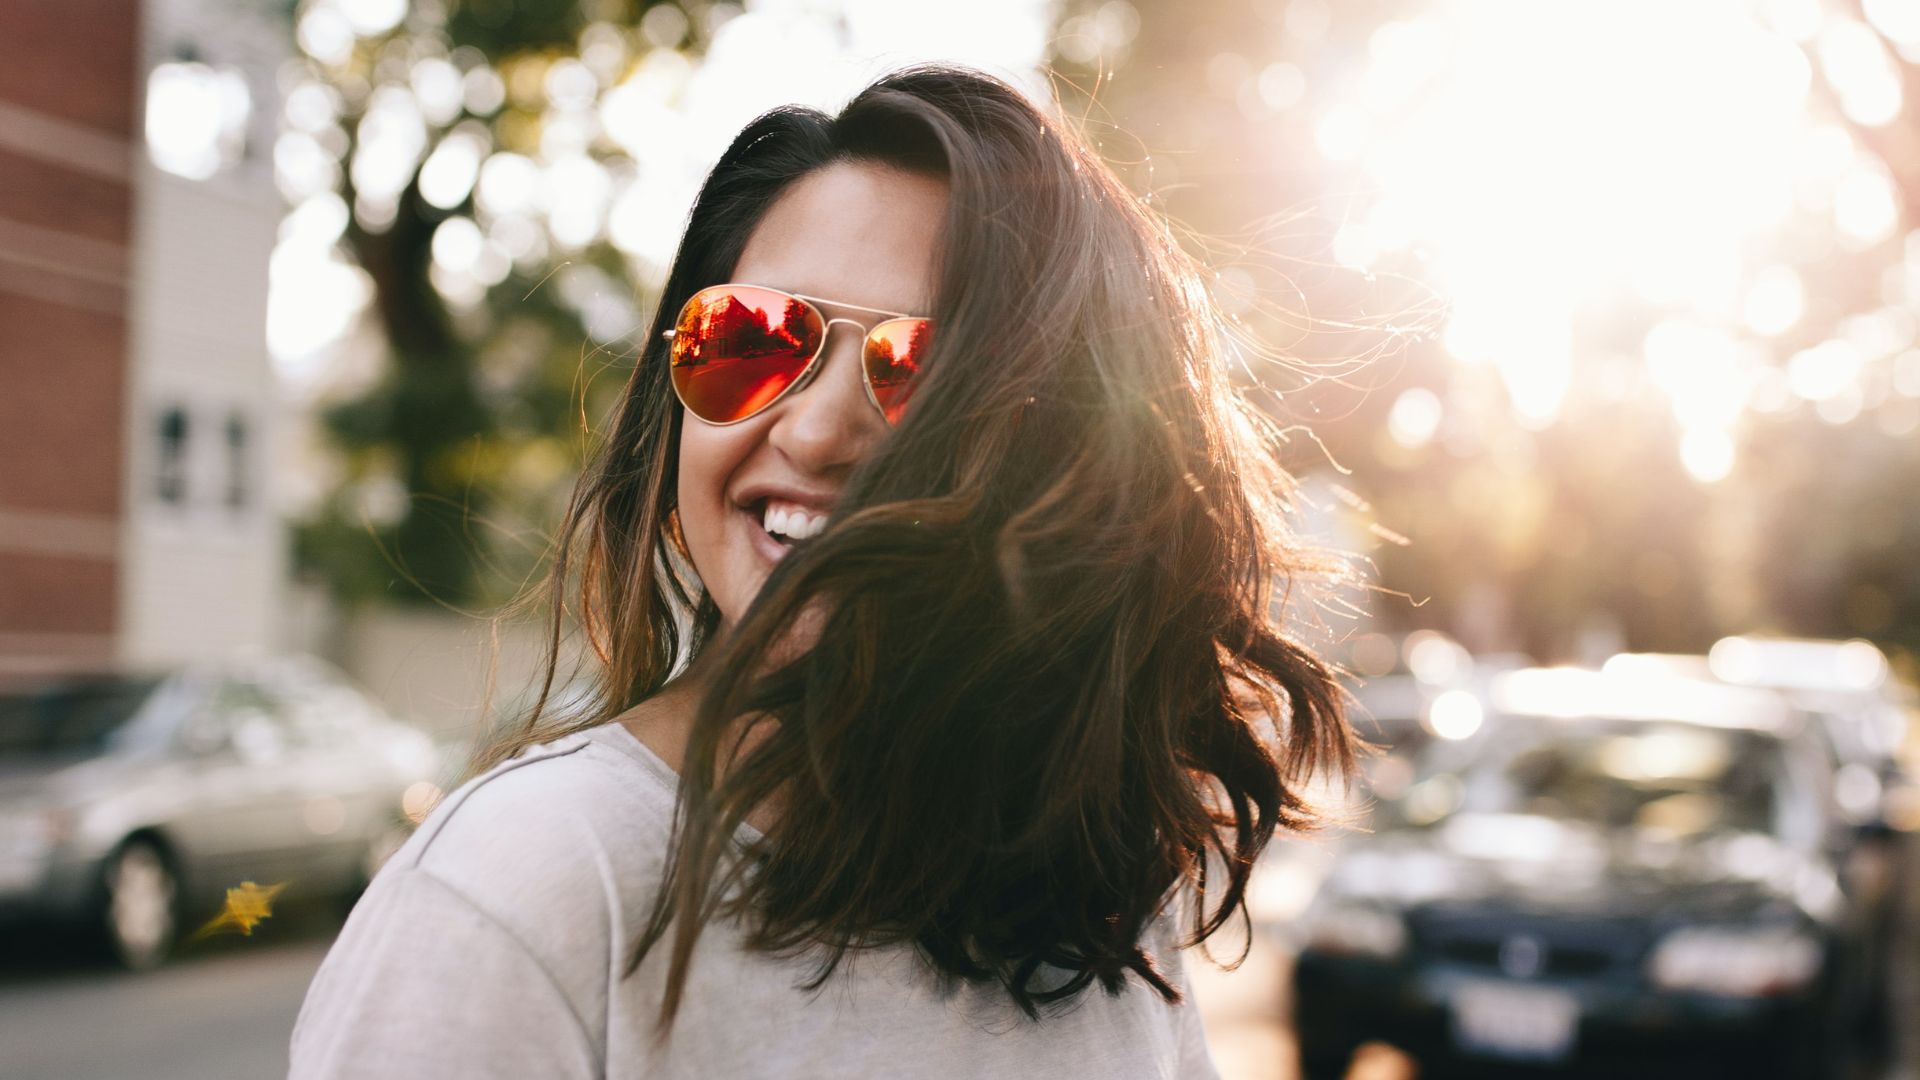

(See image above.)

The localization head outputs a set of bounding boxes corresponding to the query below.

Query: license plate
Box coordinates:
[1450,979,1578,1062]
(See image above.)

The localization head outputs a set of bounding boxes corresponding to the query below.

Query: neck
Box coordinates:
[615,656,710,772]
[615,648,786,834]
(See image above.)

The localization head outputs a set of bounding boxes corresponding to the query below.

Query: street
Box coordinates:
[1190,920,1304,1080]
[0,931,328,1079]
[1,850,1914,1080]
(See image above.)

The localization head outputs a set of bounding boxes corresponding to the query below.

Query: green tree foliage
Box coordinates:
[288,0,708,609]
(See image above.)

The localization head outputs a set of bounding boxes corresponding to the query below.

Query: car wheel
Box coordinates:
[102,839,178,971]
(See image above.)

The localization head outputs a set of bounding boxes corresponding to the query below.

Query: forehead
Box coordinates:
[732,160,948,316]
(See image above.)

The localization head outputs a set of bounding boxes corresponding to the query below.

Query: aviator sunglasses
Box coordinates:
[663,283,933,426]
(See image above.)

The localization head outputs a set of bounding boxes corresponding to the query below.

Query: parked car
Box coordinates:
[1608,639,1916,830]
[0,655,442,969]
[1606,642,1915,1031]
[1706,637,1915,823]
[1291,667,1875,1079]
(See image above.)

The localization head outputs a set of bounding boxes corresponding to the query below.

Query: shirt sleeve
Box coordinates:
[288,866,602,1080]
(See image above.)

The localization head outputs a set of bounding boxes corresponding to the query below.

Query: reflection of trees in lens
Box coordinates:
[777,299,812,349]
[676,290,811,369]
[865,320,929,424]
[866,319,929,389]
[673,290,824,420]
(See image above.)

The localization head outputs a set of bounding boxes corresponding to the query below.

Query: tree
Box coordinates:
[285,0,708,609]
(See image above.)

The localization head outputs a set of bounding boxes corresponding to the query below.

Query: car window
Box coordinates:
[0,676,165,758]
[205,679,297,760]
[278,684,366,745]
[1393,719,1785,839]
[273,680,374,747]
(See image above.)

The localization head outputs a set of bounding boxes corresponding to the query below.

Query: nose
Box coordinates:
[765,320,888,474]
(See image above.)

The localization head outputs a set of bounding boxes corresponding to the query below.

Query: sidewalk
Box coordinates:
[1190,922,1296,1080]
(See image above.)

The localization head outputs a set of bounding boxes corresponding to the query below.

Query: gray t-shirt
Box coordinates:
[288,721,1222,1078]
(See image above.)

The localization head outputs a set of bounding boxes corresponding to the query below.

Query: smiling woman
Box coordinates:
[289,64,1353,1079]
[674,161,948,623]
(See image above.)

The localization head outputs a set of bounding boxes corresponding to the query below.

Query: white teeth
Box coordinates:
[759,502,827,541]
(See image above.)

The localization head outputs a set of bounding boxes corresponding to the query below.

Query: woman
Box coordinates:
[289,65,1351,1078]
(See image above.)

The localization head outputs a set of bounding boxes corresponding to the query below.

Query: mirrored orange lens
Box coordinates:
[863,318,931,425]
[670,286,825,423]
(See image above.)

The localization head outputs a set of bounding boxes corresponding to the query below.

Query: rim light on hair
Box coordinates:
[470,63,1356,1037]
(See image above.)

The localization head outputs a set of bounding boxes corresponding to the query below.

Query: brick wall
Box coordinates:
[0,1,140,673]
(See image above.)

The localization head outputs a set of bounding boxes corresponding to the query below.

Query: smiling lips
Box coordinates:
[762,500,828,542]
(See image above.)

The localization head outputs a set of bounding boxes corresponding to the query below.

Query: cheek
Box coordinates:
[674,413,761,610]
[676,423,726,563]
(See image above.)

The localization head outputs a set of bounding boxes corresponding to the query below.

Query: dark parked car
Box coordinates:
[1291,667,1875,1079]
[0,655,442,969]
[1606,642,1916,1028]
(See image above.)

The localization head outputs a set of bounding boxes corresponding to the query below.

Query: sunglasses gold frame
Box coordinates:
[662,283,930,426]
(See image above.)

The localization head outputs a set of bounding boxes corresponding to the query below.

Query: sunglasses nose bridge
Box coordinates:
[798,313,875,376]
[818,316,874,340]
[791,316,873,389]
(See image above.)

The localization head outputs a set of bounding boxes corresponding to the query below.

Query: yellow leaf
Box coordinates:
[190,880,289,941]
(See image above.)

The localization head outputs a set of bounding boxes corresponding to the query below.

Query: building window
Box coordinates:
[156,405,190,505]
[224,410,250,510]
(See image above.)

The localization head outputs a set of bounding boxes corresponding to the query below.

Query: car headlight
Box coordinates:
[1646,926,1822,996]
[1303,903,1408,960]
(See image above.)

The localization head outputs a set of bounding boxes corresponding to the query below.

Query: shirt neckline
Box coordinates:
[588,720,766,843]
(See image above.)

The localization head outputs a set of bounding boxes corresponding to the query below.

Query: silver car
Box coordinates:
[0,655,444,969]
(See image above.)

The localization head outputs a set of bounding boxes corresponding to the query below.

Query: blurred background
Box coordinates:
[2,0,1917,1077]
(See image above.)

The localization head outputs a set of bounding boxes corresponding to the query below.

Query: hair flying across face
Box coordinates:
[472,63,1356,1033]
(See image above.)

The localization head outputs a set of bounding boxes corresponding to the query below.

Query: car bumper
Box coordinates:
[1293,951,1829,1076]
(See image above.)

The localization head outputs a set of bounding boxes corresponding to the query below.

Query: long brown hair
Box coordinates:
[470,64,1355,1032]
